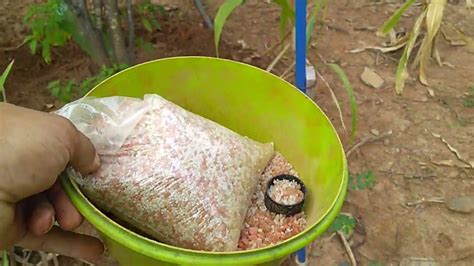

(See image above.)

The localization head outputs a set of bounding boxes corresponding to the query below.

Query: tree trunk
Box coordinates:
[65,0,109,66]
[126,0,135,63]
[104,0,130,65]
[92,0,103,31]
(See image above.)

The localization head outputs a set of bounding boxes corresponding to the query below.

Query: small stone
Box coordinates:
[45,104,54,109]
[448,171,459,178]
[370,129,380,136]
[360,67,385,89]
[447,196,474,214]
[384,139,390,145]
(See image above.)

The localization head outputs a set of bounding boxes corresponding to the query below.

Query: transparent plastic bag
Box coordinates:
[58,94,274,251]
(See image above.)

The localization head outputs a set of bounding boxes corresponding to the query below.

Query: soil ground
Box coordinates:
[1,0,473,265]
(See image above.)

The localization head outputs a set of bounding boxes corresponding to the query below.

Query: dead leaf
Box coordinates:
[361,67,385,89]
[441,26,467,46]
[427,88,435,97]
[349,41,407,54]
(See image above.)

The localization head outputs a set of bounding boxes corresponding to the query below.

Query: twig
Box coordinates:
[279,61,295,79]
[337,231,357,266]
[431,132,473,168]
[126,0,135,63]
[266,44,290,72]
[261,30,292,57]
[194,0,214,29]
[0,42,25,52]
[317,70,348,134]
[346,131,393,157]
[405,197,445,207]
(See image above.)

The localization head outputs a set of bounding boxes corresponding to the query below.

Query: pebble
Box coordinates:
[446,196,474,214]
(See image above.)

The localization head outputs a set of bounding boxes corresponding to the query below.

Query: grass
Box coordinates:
[463,85,474,108]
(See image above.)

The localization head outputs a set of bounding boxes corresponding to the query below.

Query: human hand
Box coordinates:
[0,103,104,262]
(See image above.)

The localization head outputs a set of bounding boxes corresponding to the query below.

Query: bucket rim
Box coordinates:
[62,56,349,264]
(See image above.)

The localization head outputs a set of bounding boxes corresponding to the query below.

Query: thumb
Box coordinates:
[64,123,100,175]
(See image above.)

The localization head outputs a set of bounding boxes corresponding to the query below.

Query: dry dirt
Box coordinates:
[1,0,473,265]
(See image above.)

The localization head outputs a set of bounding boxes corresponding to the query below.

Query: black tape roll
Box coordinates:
[264,174,306,216]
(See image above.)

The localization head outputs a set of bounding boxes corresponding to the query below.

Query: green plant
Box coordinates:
[349,171,376,190]
[0,60,15,102]
[328,63,357,139]
[23,0,165,66]
[23,0,72,63]
[463,85,474,108]
[368,261,384,266]
[48,64,127,102]
[135,0,166,32]
[214,0,245,56]
[328,214,356,235]
[1,250,8,266]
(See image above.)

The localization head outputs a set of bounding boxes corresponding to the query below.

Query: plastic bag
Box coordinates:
[59,94,274,251]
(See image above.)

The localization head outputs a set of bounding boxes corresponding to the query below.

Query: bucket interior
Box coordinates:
[63,57,347,264]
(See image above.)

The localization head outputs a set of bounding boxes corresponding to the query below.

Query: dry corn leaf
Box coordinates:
[349,41,407,54]
[419,0,446,85]
[432,34,443,66]
[395,9,427,94]
[467,0,473,8]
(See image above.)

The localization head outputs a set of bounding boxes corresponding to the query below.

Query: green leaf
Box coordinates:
[41,41,52,63]
[151,18,161,31]
[328,214,356,234]
[379,0,416,36]
[142,18,152,32]
[2,250,9,266]
[0,60,15,93]
[50,85,60,97]
[306,0,327,48]
[328,64,358,139]
[214,0,244,57]
[47,79,61,90]
[273,0,295,39]
[29,39,38,54]
[349,171,376,190]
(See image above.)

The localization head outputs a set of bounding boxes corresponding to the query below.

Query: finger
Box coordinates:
[26,194,55,236]
[60,118,100,175]
[17,226,104,263]
[46,182,83,231]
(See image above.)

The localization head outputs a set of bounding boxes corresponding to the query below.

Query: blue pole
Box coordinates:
[295,0,307,94]
[295,0,308,262]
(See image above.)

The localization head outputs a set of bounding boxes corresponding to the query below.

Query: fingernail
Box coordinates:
[92,153,101,171]
[43,215,55,234]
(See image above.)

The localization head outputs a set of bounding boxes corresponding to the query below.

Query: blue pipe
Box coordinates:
[295,0,307,260]
[295,0,307,93]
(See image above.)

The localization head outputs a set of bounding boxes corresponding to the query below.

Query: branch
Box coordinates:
[126,0,135,63]
[103,0,130,65]
[65,0,109,66]
[337,231,357,266]
[194,0,214,29]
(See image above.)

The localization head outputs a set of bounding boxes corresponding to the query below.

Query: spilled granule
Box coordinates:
[238,152,307,250]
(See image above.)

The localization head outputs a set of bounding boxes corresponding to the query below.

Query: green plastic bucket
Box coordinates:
[61,56,348,266]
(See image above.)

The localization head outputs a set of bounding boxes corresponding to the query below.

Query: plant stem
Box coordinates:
[104,0,130,65]
[65,0,109,66]
[126,0,135,63]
